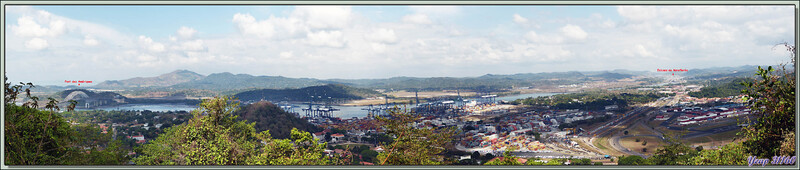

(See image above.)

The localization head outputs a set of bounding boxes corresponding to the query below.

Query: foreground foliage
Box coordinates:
[374,107,457,165]
[740,62,796,157]
[4,77,128,165]
[689,142,748,165]
[133,96,332,165]
[484,148,522,165]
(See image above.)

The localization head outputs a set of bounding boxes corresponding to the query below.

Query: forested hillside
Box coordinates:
[234,84,382,102]
[235,101,321,139]
[688,77,753,98]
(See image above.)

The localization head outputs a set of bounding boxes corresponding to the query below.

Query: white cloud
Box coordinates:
[138,54,158,62]
[367,28,398,44]
[513,14,529,24]
[177,26,197,39]
[306,30,346,48]
[232,13,276,38]
[370,43,387,52]
[25,38,49,50]
[139,35,165,52]
[4,6,795,84]
[175,39,206,51]
[409,6,461,16]
[522,30,564,44]
[632,44,656,58]
[231,6,353,40]
[232,13,306,39]
[83,35,99,46]
[560,24,587,40]
[600,20,616,28]
[11,15,66,37]
[402,14,432,24]
[293,6,353,29]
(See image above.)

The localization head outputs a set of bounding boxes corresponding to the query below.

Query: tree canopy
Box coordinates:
[4,78,127,165]
[133,96,333,165]
[374,107,457,165]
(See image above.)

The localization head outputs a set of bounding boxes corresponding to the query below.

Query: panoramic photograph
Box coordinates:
[2,3,797,167]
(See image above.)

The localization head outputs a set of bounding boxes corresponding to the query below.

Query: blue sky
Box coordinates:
[22,6,622,40]
[3,5,796,85]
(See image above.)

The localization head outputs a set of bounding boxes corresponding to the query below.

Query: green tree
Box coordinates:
[648,133,697,165]
[235,101,320,139]
[617,155,647,165]
[67,125,130,165]
[689,142,748,165]
[251,129,332,165]
[4,78,129,165]
[360,149,379,163]
[4,102,75,165]
[374,106,457,165]
[544,158,565,165]
[4,79,73,165]
[133,96,332,165]
[740,43,796,157]
[527,160,545,165]
[484,147,522,165]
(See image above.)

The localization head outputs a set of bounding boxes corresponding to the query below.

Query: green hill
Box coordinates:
[234,84,382,102]
[234,101,321,139]
[95,69,205,88]
[688,77,753,98]
[167,72,324,91]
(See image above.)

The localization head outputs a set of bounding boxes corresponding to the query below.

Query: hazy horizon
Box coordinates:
[4,5,796,85]
[18,63,772,87]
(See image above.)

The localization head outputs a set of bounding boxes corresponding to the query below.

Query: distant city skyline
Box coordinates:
[3,5,796,85]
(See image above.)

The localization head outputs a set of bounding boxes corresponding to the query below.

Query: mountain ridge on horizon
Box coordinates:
[101,64,761,82]
[80,64,761,92]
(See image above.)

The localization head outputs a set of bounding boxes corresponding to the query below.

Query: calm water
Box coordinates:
[332,106,372,118]
[78,104,198,112]
[78,93,560,118]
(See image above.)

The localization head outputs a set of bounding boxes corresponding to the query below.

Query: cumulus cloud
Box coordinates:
[231,6,353,40]
[177,26,197,39]
[175,39,206,51]
[402,13,432,25]
[293,6,353,29]
[560,24,587,40]
[25,38,49,50]
[513,14,529,24]
[232,13,278,38]
[306,30,346,48]
[11,15,66,37]
[139,35,165,52]
[4,5,795,84]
